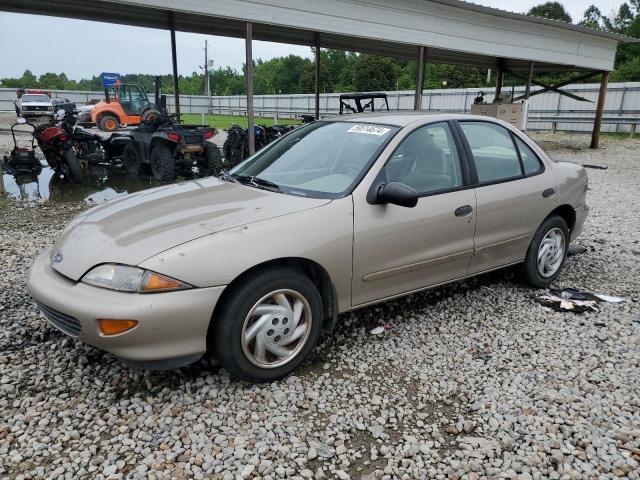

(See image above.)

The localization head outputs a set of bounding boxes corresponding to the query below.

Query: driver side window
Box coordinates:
[382,122,462,195]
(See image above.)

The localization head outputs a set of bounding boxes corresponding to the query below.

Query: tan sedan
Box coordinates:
[28,113,588,382]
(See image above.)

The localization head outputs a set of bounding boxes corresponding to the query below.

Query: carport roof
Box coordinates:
[1,0,636,72]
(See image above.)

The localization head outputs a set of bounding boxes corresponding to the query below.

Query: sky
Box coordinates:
[0,0,625,81]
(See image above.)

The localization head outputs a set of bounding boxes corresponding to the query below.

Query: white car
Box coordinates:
[16,93,54,119]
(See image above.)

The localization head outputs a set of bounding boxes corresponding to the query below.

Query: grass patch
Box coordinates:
[180,114,301,130]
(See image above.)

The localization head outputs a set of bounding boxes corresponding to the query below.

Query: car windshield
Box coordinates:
[22,94,50,103]
[230,121,398,198]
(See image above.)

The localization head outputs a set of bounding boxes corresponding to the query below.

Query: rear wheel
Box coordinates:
[150,144,175,181]
[198,143,223,176]
[211,268,323,383]
[519,215,569,288]
[99,114,119,132]
[141,108,158,124]
[122,143,141,173]
[62,150,83,183]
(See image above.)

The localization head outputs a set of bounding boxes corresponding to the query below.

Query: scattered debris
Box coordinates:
[370,323,395,335]
[535,288,601,313]
[595,294,625,303]
[632,315,640,325]
[582,164,608,170]
[567,243,588,256]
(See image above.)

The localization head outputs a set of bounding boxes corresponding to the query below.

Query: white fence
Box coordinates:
[2,82,639,133]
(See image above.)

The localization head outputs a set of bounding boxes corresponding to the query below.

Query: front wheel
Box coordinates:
[150,144,175,181]
[61,150,83,183]
[211,268,323,383]
[519,215,569,288]
[98,114,119,132]
[122,143,141,173]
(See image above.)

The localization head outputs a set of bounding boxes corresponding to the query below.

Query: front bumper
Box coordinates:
[27,247,226,369]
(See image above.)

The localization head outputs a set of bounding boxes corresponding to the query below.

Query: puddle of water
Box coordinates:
[2,161,166,204]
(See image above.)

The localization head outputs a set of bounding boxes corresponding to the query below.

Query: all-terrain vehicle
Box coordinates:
[2,117,42,175]
[339,93,389,114]
[121,110,222,181]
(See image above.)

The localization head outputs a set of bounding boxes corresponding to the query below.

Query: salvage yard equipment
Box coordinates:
[222,123,297,168]
[339,93,389,115]
[121,110,222,181]
[91,81,157,132]
[2,117,42,175]
[33,110,83,183]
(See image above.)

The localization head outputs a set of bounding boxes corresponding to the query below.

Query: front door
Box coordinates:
[352,121,477,306]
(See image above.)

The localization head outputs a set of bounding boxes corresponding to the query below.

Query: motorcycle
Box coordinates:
[33,109,83,183]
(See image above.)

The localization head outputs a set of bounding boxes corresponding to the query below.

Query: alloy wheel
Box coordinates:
[240,289,313,369]
[537,227,565,277]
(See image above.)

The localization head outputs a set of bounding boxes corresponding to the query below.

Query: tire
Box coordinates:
[211,267,323,383]
[122,143,141,173]
[198,143,223,176]
[99,114,119,132]
[150,144,175,181]
[140,108,158,124]
[62,150,83,183]
[519,215,569,288]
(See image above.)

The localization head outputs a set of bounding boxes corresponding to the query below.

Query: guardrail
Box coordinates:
[528,115,639,137]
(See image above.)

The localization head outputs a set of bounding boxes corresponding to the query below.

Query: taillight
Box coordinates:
[204,129,216,140]
[58,134,67,142]
[167,133,181,142]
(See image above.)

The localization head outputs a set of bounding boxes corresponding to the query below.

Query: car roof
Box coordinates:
[329,112,503,127]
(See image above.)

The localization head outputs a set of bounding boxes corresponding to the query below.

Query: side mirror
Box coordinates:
[376,182,418,208]
[17,117,27,124]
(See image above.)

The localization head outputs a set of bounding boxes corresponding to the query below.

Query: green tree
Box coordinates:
[353,54,397,91]
[527,2,572,22]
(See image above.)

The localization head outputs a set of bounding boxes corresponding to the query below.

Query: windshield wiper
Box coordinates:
[219,170,238,183]
[235,175,282,193]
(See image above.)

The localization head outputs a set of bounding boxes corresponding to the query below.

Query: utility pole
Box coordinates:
[204,40,209,96]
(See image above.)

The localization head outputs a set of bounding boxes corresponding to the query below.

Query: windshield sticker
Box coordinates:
[347,124,391,136]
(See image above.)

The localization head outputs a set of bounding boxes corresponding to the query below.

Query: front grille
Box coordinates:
[36,302,81,337]
[24,106,48,111]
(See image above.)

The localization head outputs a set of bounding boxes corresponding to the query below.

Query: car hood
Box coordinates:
[49,177,331,281]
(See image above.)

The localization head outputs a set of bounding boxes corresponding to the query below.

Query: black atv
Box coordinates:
[121,111,222,181]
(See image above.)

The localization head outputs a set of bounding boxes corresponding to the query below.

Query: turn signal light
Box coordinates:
[98,319,138,336]
[141,272,188,292]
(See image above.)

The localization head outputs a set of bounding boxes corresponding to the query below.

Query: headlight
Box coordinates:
[81,264,192,293]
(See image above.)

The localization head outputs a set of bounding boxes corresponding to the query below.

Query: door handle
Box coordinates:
[542,188,556,198]
[454,205,473,216]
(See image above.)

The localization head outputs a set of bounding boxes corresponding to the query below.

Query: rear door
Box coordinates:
[455,120,558,274]
[351,121,477,306]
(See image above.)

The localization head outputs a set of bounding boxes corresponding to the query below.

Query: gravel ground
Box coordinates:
[1,133,639,480]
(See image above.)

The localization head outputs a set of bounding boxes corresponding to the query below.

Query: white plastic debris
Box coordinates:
[370,326,385,335]
[595,294,625,303]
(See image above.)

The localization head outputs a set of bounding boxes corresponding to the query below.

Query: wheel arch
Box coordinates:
[547,204,576,233]
[210,257,339,341]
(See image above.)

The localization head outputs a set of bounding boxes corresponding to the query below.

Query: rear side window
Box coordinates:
[460,122,522,183]
[515,136,543,175]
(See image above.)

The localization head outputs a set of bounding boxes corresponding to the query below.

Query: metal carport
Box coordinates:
[2,0,635,149]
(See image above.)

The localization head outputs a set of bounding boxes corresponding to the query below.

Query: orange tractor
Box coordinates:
[91,80,157,132]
